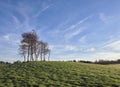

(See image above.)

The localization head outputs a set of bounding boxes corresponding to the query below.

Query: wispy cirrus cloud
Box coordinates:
[50,44,96,57]
[0,33,20,62]
[103,40,120,51]
[65,45,78,51]
[2,34,19,45]
[49,44,80,58]
[64,27,86,41]
[3,34,10,41]
[64,16,91,32]
[47,19,71,39]
[63,16,91,41]
[86,47,96,52]
[9,1,53,33]
[78,35,87,44]
[99,13,113,24]
[12,15,21,29]
[35,4,53,17]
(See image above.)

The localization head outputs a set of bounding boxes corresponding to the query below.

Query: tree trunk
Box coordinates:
[27,47,30,61]
[48,51,50,61]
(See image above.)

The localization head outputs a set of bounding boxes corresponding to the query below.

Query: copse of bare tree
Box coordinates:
[19,30,50,61]
[36,41,50,61]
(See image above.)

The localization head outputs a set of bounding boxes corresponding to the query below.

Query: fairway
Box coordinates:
[0,62,120,87]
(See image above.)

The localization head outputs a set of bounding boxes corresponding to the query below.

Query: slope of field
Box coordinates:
[0,61,120,87]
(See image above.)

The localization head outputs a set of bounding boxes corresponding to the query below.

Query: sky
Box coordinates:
[1,0,120,62]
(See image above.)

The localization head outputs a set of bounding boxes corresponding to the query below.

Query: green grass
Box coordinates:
[0,61,120,87]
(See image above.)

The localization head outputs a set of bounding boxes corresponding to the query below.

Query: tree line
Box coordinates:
[19,30,50,61]
[67,59,120,65]
[94,59,120,64]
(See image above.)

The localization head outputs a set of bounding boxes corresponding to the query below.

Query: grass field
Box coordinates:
[0,61,120,87]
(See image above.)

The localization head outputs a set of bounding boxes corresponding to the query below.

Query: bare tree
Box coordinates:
[47,49,50,61]
[20,30,38,61]
[36,41,50,61]
[43,42,50,61]
[19,30,50,61]
[19,44,27,61]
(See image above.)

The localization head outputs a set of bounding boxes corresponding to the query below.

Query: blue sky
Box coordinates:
[1,0,120,62]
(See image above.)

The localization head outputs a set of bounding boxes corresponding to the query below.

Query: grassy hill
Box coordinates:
[0,61,120,87]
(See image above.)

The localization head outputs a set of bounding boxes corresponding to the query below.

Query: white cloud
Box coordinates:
[50,44,120,61]
[35,4,52,17]
[12,15,21,29]
[99,13,113,24]
[3,34,10,41]
[78,35,87,44]
[49,45,54,50]
[64,27,86,41]
[104,40,120,51]
[64,16,91,32]
[13,2,38,32]
[63,16,91,41]
[56,51,120,61]
[89,52,120,61]
[2,34,19,46]
[50,44,78,51]
[65,45,77,51]
[13,1,53,33]
[47,19,70,38]
[86,47,96,52]
[48,16,91,41]
[0,57,18,63]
